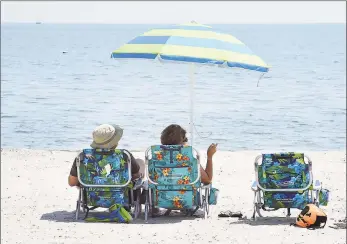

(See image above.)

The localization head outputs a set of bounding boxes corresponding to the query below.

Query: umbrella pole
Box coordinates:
[189,63,195,146]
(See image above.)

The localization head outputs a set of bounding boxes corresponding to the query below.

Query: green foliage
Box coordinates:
[278,159,288,164]
[100,168,107,177]
[98,158,109,168]
[274,201,285,208]
[114,149,122,155]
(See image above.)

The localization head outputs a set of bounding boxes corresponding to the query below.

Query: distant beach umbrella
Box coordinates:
[111,21,270,145]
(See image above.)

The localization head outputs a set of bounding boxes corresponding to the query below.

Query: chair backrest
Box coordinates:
[77,148,131,187]
[147,145,200,187]
[257,153,311,190]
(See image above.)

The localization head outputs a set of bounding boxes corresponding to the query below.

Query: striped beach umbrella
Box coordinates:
[111,22,269,144]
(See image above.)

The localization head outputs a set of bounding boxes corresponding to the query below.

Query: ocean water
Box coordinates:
[1,23,346,152]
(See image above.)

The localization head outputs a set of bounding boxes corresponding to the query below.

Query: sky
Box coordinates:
[1,1,346,24]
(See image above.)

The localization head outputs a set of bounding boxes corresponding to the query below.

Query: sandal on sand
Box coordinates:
[218,211,243,218]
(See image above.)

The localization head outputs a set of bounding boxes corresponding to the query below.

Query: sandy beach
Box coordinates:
[1,148,346,244]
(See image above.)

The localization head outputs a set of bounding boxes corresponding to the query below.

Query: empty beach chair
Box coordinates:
[144,145,212,221]
[75,148,141,221]
[251,152,328,220]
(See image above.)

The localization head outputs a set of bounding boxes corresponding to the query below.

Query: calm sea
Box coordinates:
[1,23,346,152]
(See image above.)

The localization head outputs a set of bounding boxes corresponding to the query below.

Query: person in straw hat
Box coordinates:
[68,124,142,187]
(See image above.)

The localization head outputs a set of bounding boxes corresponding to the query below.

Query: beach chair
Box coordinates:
[75,148,141,221]
[144,145,211,221]
[251,152,325,220]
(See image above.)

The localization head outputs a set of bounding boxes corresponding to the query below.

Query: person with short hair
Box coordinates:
[160,124,217,184]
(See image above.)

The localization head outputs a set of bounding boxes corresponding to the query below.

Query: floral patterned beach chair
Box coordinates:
[251,152,329,220]
[75,148,141,221]
[144,145,212,221]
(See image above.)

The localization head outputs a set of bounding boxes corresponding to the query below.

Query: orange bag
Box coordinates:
[295,204,327,229]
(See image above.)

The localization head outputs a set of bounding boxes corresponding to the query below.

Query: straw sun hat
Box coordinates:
[90,124,123,149]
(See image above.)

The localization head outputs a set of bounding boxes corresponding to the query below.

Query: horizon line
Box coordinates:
[2,21,346,25]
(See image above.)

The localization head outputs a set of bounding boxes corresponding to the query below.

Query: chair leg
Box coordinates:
[252,191,263,220]
[256,205,263,218]
[252,205,256,220]
[205,188,210,216]
[130,190,134,208]
[132,189,139,219]
[75,188,82,221]
[309,190,315,203]
[315,190,320,207]
[144,190,149,223]
[75,200,80,220]
[137,189,142,219]
[149,189,159,218]
[251,191,257,220]
[82,189,86,213]
[286,208,291,217]
[203,199,208,219]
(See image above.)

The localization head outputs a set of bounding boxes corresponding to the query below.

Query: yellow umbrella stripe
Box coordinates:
[113,44,268,67]
[142,29,244,45]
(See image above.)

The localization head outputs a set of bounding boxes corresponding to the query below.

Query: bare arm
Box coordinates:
[68,153,81,187]
[68,175,79,187]
[200,157,213,184]
[200,143,217,185]
[124,150,141,179]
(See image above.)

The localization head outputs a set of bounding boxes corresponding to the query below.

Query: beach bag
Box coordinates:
[292,204,327,229]
[85,204,133,223]
[319,188,330,206]
[208,187,219,205]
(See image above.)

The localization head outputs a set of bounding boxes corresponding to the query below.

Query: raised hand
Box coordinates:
[207,143,218,159]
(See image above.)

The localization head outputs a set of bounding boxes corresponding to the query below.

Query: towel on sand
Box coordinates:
[85,204,133,223]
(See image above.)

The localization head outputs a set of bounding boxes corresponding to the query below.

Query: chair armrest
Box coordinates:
[133,178,148,190]
[142,180,149,190]
[251,181,258,191]
[313,180,322,191]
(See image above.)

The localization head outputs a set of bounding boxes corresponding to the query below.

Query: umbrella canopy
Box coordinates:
[110,22,269,145]
[111,22,269,72]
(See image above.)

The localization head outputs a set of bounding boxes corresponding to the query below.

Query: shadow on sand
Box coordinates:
[228,216,297,226]
[40,210,76,223]
[40,209,204,224]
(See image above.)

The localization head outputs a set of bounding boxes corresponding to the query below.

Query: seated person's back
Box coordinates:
[160,124,217,185]
[68,124,141,187]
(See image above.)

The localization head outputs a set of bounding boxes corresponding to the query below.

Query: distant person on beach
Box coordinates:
[160,124,217,184]
[68,124,142,187]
